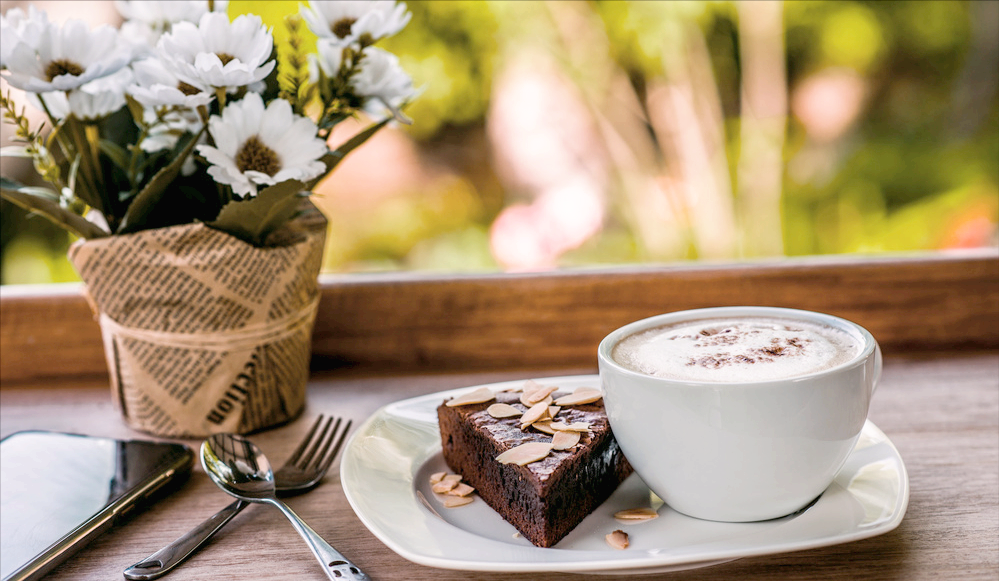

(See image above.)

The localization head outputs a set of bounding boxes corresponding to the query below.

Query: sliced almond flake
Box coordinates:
[531,421,556,435]
[442,495,474,508]
[550,421,591,432]
[520,379,544,393]
[519,380,553,404]
[614,507,660,522]
[429,472,446,484]
[547,405,561,418]
[495,442,554,466]
[521,384,558,406]
[431,479,459,494]
[447,483,476,497]
[446,386,496,407]
[554,387,603,406]
[486,403,523,419]
[606,529,629,550]
[442,473,462,483]
[519,400,550,427]
[552,430,581,450]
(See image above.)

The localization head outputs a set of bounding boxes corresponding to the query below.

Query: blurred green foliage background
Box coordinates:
[1,0,996,282]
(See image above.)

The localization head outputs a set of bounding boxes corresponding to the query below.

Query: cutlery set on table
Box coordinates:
[123,416,368,581]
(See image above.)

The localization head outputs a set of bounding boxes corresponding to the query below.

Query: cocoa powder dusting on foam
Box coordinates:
[686,336,811,368]
[613,316,861,382]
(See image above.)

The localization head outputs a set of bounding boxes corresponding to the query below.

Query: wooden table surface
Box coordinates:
[2,352,997,581]
[2,253,997,580]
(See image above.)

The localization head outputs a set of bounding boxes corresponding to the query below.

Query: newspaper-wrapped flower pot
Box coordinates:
[67,205,327,438]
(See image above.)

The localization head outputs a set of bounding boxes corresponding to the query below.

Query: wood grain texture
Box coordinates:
[1,355,996,581]
[2,251,997,383]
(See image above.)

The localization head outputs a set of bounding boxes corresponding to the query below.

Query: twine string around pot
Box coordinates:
[97,297,321,352]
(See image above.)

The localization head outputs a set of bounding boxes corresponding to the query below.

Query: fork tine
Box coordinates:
[315,418,352,477]
[308,417,342,470]
[296,415,335,469]
[285,414,325,467]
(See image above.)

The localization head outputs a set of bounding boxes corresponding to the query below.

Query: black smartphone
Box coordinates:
[0,430,194,581]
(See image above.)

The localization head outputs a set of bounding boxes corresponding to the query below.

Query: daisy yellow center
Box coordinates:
[236,135,281,177]
[216,53,236,66]
[331,18,356,39]
[177,81,202,96]
[45,59,85,81]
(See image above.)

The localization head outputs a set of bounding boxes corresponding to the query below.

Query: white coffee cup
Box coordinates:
[598,306,882,522]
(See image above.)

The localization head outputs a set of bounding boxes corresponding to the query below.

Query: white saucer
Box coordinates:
[340,375,909,574]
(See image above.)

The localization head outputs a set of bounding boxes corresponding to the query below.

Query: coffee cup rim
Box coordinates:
[597,306,878,385]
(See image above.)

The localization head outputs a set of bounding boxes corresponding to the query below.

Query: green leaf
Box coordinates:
[116,128,203,234]
[98,138,131,173]
[306,116,391,190]
[1,176,109,239]
[207,179,307,246]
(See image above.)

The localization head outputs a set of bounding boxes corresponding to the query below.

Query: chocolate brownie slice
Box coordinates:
[437,387,632,547]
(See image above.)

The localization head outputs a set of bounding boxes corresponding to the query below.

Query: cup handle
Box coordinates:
[871,343,883,396]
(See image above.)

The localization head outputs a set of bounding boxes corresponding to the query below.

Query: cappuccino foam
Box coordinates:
[611,317,861,382]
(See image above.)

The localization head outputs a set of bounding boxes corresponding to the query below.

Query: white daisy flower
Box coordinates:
[27,67,133,121]
[196,93,328,197]
[1,17,134,93]
[300,1,410,47]
[156,13,275,91]
[114,1,228,51]
[352,47,416,117]
[0,6,51,69]
[129,57,213,109]
[115,1,228,29]
[310,43,415,118]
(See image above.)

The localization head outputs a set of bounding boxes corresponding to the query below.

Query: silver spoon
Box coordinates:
[200,433,369,581]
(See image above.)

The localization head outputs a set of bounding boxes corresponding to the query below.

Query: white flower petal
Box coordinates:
[156,12,272,90]
[200,93,328,198]
[0,15,134,92]
[300,1,410,46]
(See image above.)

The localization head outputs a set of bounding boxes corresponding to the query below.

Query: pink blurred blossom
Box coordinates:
[791,68,867,142]
[487,53,608,270]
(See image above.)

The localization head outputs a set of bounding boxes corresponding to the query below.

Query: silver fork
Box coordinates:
[123,416,352,580]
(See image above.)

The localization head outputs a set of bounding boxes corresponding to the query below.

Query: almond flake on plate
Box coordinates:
[447,483,476,497]
[496,442,554,466]
[554,387,602,406]
[446,387,495,407]
[614,507,659,522]
[429,472,446,484]
[432,479,459,494]
[486,403,523,418]
[605,529,630,550]
[442,495,474,508]
[551,430,580,450]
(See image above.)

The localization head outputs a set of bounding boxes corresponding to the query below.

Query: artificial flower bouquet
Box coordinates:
[1,0,415,244]
[0,0,417,437]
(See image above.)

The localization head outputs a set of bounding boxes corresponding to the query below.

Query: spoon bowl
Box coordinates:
[202,434,276,499]
[201,434,369,581]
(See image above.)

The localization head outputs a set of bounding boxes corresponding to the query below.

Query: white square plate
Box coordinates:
[340,375,908,574]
